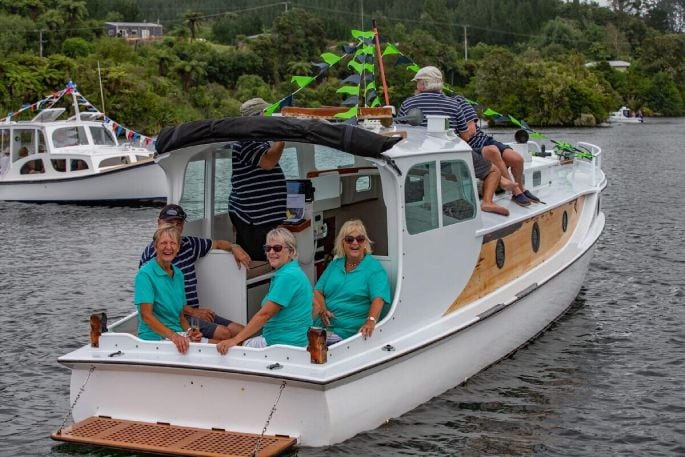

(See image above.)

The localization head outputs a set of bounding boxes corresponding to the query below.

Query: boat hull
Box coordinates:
[65,242,597,447]
[0,161,167,203]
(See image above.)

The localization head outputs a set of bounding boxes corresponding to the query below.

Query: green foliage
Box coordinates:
[62,37,90,57]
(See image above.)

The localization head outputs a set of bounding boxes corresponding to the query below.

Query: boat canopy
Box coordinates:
[155,116,403,159]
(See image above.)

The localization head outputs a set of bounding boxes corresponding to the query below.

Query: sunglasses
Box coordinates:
[343,235,366,244]
[263,244,285,253]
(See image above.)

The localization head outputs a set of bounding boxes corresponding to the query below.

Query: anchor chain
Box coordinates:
[252,380,287,457]
[57,366,95,435]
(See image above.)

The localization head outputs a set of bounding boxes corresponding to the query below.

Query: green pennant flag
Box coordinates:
[407,63,420,73]
[291,76,316,89]
[370,97,382,107]
[530,132,546,140]
[483,108,501,117]
[508,115,523,128]
[348,60,363,73]
[264,102,280,116]
[336,86,360,95]
[382,44,400,56]
[351,29,374,39]
[335,106,358,119]
[364,62,374,73]
[321,52,342,66]
[365,81,376,92]
[464,97,477,105]
[358,45,375,56]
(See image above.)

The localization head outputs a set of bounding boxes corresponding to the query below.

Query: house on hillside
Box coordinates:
[585,60,631,72]
[105,22,163,41]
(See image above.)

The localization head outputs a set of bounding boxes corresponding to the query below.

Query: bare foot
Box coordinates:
[481,202,509,216]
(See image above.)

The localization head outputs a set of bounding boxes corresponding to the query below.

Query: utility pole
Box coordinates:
[39,30,45,58]
[361,0,364,30]
[463,25,468,61]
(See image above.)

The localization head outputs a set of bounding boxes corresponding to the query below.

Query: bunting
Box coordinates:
[0,81,155,148]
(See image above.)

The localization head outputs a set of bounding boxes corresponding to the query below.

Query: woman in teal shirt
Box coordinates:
[313,219,391,344]
[134,225,201,353]
[217,227,312,354]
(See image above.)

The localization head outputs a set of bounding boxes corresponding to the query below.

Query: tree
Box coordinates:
[183,11,203,42]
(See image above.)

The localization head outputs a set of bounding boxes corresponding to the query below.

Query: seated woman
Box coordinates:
[217,227,312,354]
[134,225,201,353]
[313,219,391,345]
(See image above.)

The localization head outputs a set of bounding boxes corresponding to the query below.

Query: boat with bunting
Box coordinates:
[0,84,166,203]
[53,107,606,455]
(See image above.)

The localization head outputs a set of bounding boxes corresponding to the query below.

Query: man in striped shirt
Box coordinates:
[398,66,510,216]
[455,96,539,206]
[229,98,288,260]
[140,204,251,340]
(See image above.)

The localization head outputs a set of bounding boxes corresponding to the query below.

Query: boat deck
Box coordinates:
[52,416,296,456]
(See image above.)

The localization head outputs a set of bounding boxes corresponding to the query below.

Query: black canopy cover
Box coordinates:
[155,116,402,158]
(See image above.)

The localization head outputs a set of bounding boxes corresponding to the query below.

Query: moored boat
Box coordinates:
[53,111,606,454]
[0,86,167,203]
[608,106,644,124]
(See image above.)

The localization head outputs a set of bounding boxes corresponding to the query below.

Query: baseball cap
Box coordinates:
[412,66,443,81]
[240,97,270,117]
[158,204,187,221]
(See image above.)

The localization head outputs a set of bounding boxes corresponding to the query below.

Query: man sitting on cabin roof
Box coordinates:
[457,96,540,205]
[398,66,511,216]
[140,204,251,340]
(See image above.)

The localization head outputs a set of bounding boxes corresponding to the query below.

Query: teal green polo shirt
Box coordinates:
[314,255,391,339]
[134,258,186,341]
[261,260,313,347]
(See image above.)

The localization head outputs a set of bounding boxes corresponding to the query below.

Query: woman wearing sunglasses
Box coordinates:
[313,219,391,345]
[216,227,312,354]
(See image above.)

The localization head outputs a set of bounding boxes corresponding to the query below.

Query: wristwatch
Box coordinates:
[367,316,376,322]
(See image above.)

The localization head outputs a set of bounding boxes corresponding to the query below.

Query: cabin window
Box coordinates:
[440,160,476,225]
[405,162,439,234]
[90,126,117,146]
[315,145,354,170]
[37,131,47,153]
[0,128,9,153]
[355,176,370,192]
[20,159,45,174]
[214,152,232,214]
[51,159,66,172]
[280,147,299,178]
[13,129,37,158]
[70,159,89,171]
[53,127,87,148]
[180,159,206,221]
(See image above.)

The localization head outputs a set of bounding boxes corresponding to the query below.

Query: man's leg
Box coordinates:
[502,147,540,202]
[481,144,511,181]
[205,315,245,340]
[480,166,509,216]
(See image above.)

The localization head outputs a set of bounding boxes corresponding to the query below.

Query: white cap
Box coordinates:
[412,66,443,81]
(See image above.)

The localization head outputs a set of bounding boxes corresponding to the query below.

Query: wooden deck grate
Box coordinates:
[52,416,296,457]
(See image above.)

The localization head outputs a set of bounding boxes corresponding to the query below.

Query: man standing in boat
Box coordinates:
[140,204,251,340]
[398,67,511,216]
[229,97,288,260]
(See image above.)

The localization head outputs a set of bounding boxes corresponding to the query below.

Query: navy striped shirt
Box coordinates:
[139,236,212,308]
[229,141,287,226]
[455,96,489,150]
[398,92,469,133]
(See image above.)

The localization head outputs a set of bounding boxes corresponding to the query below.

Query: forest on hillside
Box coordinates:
[0,0,684,134]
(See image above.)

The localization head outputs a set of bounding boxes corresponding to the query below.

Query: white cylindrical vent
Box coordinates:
[425,115,449,132]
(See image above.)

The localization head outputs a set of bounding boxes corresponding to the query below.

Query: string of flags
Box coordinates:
[271,28,594,159]
[1,81,154,148]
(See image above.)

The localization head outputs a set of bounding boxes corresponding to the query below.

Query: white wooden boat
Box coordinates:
[54,111,606,455]
[0,92,166,203]
[608,106,644,124]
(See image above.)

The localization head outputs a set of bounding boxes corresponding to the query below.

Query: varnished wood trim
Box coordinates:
[445,198,584,315]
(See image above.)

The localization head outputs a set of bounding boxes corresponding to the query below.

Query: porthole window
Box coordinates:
[562,211,568,232]
[531,222,540,253]
[495,239,505,269]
